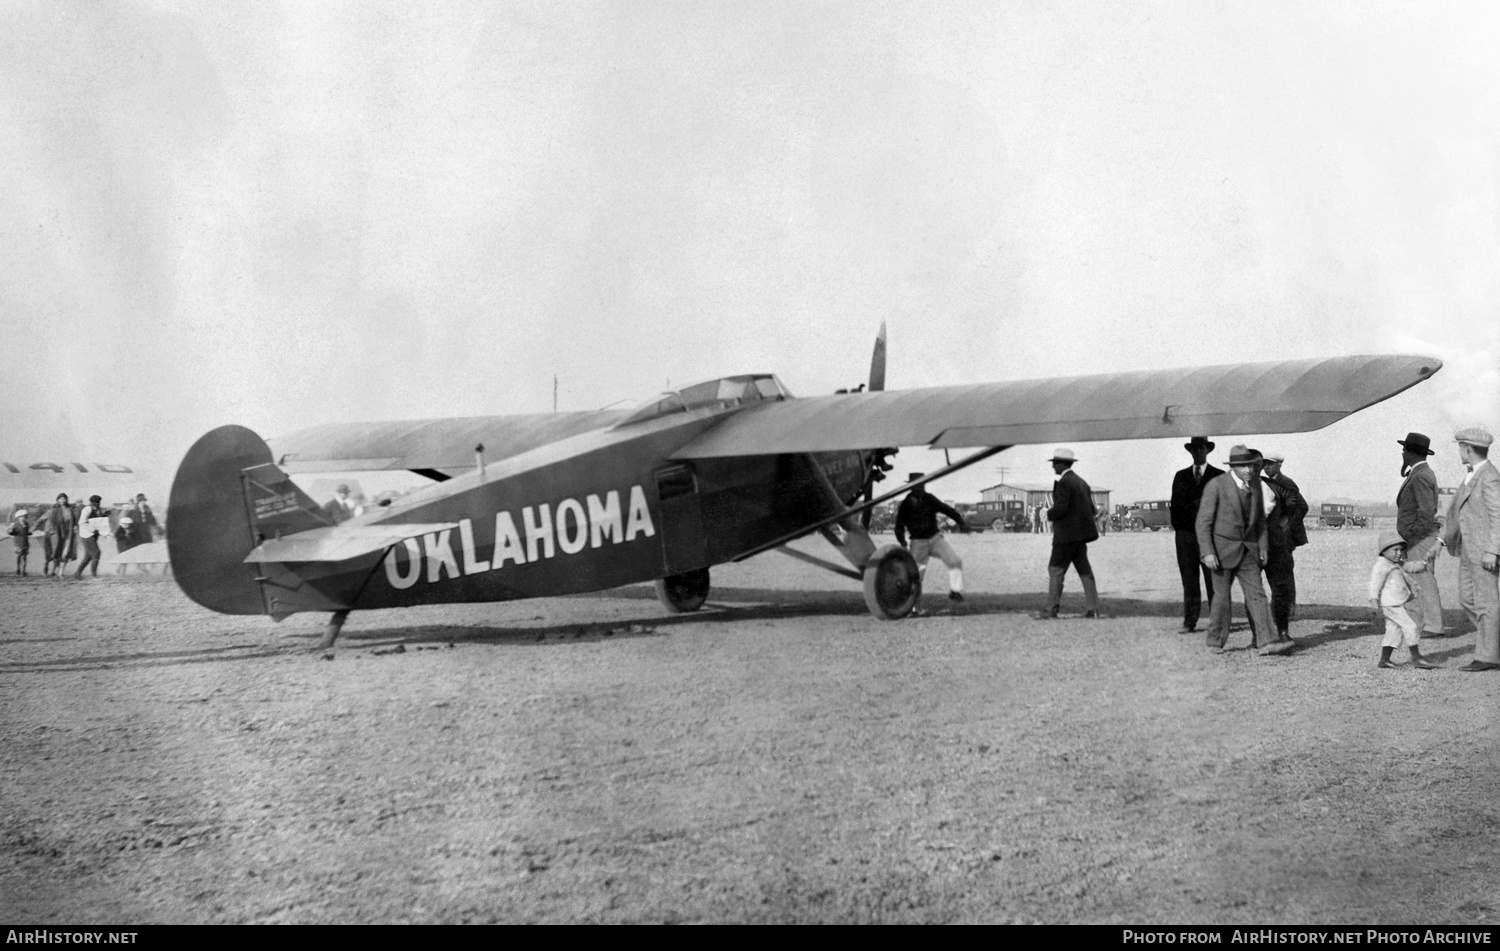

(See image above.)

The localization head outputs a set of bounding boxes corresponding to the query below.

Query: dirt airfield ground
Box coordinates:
[2,524,1498,925]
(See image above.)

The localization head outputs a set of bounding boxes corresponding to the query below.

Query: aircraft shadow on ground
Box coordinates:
[0,642,293,674]
[4,586,1471,670]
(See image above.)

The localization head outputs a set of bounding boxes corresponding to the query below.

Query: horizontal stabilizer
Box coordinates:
[108,541,169,565]
[243,522,459,564]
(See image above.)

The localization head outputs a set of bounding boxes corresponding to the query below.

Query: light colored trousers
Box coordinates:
[1381,603,1420,649]
[1205,559,1276,650]
[911,534,963,593]
[1456,556,1500,665]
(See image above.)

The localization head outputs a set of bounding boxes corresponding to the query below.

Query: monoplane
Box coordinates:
[166,330,1441,647]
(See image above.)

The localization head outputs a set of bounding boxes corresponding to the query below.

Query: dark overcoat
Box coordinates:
[1048,469,1099,544]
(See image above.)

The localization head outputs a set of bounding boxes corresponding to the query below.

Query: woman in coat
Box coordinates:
[43,493,77,579]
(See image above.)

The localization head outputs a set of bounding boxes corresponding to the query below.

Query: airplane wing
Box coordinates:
[242,522,459,563]
[268,410,629,473]
[670,355,1440,457]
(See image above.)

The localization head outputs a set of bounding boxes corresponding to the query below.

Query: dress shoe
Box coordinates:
[1035,605,1059,620]
[949,591,964,603]
[1412,658,1438,670]
[1377,658,1398,669]
[1083,610,1102,619]
[1178,624,1196,634]
[1459,661,1500,672]
[1258,641,1296,656]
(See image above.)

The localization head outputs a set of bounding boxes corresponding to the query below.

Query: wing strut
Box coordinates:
[773,545,863,581]
[732,444,1011,563]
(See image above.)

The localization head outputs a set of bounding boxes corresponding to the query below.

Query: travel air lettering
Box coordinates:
[383,486,655,589]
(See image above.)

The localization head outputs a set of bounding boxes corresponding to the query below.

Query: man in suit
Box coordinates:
[1196,445,1293,655]
[1260,451,1309,640]
[1040,448,1101,619]
[1395,432,1446,638]
[1169,436,1223,632]
[1442,426,1500,671]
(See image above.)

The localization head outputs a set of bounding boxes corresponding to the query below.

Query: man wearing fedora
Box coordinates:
[1395,432,1446,638]
[1196,445,1291,655]
[1442,426,1500,671]
[1040,448,1101,619]
[1169,436,1224,632]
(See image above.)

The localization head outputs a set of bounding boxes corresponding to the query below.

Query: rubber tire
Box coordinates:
[655,568,710,613]
[991,518,1006,531]
[1150,526,1161,532]
[1131,518,1145,531]
[862,544,921,620]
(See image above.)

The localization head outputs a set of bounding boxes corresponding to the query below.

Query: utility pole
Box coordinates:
[995,466,1010,485]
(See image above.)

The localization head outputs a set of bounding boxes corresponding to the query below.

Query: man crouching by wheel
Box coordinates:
[895,473,971,610]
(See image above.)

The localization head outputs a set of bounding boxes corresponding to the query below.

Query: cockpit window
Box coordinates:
[616,374,789,427]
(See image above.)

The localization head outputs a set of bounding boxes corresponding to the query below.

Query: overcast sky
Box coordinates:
[2,0,1496,505]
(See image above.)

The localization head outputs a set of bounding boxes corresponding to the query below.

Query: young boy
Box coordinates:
[1369,531,1436,669]
[9,507,30,576]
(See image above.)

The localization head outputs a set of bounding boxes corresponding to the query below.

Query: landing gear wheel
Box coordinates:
[863,544,921,620]
[655,568,710,613]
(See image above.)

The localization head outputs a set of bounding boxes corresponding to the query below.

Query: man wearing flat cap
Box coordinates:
[1169,436,1224,632]
[1040,448,1101,618]
[1395,432,1446,638]
[1442,426,1500,671]
[1259,451,1309,641]
[1196,445,1290,655]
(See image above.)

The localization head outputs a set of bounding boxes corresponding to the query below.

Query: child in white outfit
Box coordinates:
[1369,532,1436,669]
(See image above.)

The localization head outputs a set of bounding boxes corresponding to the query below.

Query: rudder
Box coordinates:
[168,425,328,615]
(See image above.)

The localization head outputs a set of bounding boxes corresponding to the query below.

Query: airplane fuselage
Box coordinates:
[223,407,869,618]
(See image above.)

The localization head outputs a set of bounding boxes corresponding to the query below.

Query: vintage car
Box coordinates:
[1125,500,1172,531]
[1319,502,1366,528]
[958,499,1030,532]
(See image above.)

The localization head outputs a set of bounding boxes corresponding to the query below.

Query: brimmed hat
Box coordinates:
[1048,448,1077,464]
[1397,432,1435,456]
[1184,436,1216,453]
[906,472,925,482]
[1377,530,1404,556]
[1455,426,1494,448]
[1227,444,1259,466]
[1262,452,1285,464]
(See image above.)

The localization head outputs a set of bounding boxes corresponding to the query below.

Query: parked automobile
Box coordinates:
[1125,500,1172,531]
[958,499,1030,532]
[1319,503,1362,528]
[866,502,898,534]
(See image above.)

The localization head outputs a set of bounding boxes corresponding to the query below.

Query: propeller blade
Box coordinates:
[867,320,886,392]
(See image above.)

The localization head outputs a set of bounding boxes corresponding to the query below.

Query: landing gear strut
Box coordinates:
[655,568,710,613]
[319,609,351,650]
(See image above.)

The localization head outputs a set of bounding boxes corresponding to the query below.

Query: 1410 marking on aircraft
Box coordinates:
[166,327,1442,649]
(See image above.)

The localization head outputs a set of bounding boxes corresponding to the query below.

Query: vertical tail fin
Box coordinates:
[167,425,330,616]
